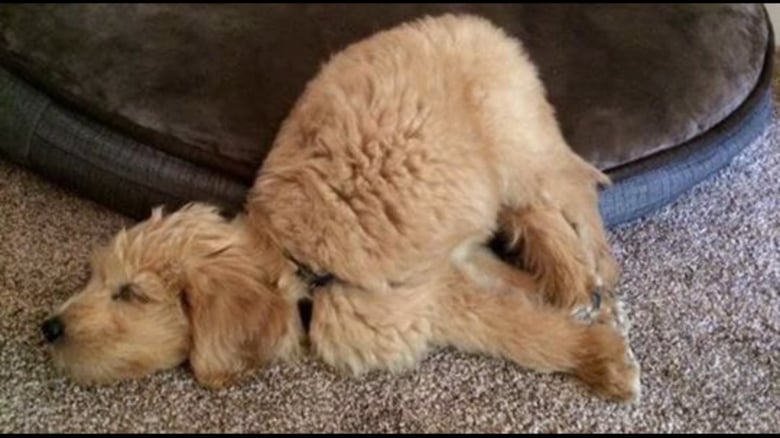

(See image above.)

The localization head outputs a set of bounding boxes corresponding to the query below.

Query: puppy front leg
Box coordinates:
[437,248,640,403]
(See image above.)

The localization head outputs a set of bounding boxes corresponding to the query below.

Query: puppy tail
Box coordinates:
[572,152,612,188]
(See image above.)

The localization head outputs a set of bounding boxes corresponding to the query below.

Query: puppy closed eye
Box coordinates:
[112,283,149,304]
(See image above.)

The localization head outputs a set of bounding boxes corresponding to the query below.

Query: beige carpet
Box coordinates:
[2,80,779,435]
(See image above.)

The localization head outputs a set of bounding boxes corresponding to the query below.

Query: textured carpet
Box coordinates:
[1,72,779,436]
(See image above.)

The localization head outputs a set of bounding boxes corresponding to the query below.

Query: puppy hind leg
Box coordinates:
[496,206,599,314]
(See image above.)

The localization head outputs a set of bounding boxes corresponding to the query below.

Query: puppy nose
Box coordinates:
[41,317,65,343]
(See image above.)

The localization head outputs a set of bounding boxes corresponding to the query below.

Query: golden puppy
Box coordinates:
[41,14,639,402]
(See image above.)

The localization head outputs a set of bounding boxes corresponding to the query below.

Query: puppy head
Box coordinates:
[42,203,289,388]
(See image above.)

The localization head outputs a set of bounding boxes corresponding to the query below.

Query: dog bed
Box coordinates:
[0,4,773,227]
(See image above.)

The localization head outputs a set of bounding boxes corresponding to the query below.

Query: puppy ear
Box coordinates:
[182,243,289,389]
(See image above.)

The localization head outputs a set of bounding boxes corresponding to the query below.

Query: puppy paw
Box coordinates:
[572,288,603,323]
[611,297,631,337]
[576,324,641,403]
[591,293,631,338]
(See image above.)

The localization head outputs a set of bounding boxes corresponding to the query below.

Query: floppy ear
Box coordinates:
[182,243,290,389]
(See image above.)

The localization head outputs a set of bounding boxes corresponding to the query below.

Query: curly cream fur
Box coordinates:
[44,14,639,402]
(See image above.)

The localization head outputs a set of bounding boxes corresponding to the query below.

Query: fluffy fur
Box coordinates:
[43,14,639,402]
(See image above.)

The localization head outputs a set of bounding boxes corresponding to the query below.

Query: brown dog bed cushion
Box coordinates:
[0,4,773,226]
